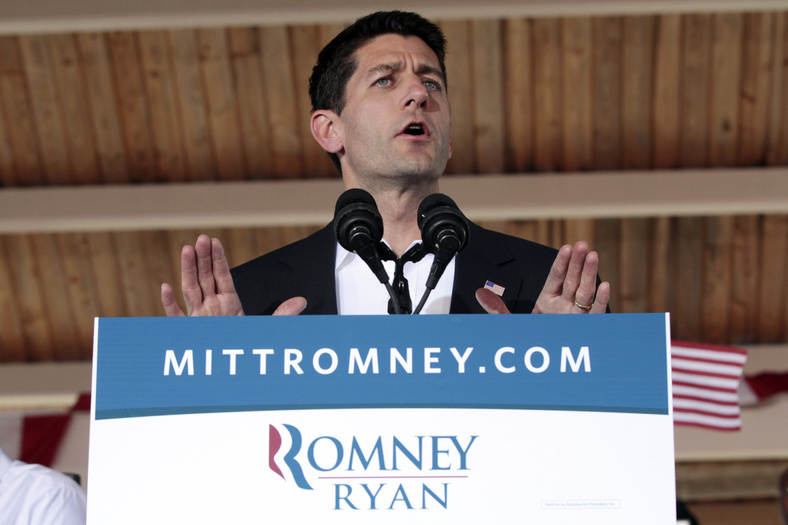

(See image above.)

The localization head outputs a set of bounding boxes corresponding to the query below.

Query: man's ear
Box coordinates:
[310,110,343,154]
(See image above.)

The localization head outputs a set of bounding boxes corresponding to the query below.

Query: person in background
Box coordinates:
[0,445,86,525]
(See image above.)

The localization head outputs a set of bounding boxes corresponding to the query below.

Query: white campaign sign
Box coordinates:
[88,313,675,524]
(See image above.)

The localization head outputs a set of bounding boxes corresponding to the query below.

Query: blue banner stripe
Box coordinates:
[94,314,670,420]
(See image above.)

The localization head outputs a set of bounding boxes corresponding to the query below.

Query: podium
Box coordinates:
[88,313,675,524]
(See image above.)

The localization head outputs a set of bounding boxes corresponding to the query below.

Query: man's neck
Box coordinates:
[377,198,423,257]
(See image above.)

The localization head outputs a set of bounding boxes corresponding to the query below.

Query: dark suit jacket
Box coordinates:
[231,222,559,315]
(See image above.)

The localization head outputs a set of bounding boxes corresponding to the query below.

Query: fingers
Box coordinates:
[570,248,600,311]
[178,235,238,316]
[273,296,308,316]
[541,241,593,300]
[161,283,185,317]
[475,288,511,314]
[589,281,610,314]
[561,241,590,303]
[195,234,217,301]
[548,241,601,310]
[210,237,238,296]
[534,240,608,314]
[179,243,204,315]
[540,244,573,297]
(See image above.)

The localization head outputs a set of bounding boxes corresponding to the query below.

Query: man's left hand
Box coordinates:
[475,241,610,314]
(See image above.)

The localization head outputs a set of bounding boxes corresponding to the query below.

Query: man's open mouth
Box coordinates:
[402,123,427,136]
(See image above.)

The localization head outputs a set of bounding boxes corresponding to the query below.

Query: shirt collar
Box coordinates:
[335,239,423,272]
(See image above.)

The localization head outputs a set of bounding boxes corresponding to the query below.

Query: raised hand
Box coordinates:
[160,234,306,317]
[475,241,610,315]
[160,235,243,316]
[532,241,609,314]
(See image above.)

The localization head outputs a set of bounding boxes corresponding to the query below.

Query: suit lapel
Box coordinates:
[278,224,339,315]
[450,223,524,314]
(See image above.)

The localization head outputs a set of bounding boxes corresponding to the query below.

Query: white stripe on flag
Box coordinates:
[671,346,748,365]
[672,384,740,403]
[671,357,744,377]
[672,398,741,416]
[672,371,740,391]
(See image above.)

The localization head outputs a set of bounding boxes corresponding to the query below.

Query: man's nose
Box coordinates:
[402,77,429,108]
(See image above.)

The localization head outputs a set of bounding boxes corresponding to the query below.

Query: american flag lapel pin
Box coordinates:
[484,280,505,297]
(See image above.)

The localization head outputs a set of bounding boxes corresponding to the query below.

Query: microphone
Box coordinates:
[413,193,470,313]
[333,189,388,284]
[333,189,403,314]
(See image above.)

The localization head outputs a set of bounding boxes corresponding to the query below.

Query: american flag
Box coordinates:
[671,341,748,431]
[484,280,505,297]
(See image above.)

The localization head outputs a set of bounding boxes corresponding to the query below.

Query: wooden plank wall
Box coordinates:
[0,12,785,186]
[0,11,786,362]
[0,214,786,362]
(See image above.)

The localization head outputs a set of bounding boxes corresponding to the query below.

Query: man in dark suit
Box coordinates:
[229,221,566,316]
[161,11,610,318]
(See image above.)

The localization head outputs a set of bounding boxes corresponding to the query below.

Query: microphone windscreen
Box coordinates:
[334,188,376,216]
[333,188,384,252]
[417,193,459,218]
[417,193,469,253]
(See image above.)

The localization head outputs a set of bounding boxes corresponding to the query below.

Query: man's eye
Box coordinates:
[375,78,391,87]
[423,80,440,91]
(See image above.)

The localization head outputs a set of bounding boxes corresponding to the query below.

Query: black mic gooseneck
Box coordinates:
[333,189,403,314]
[380,243,426,315]
[413,193,470,314]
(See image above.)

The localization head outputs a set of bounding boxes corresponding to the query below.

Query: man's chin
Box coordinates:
[368,168,442,192]
[390,165,443,183]
[395,154,448,179]
[349,152,448,188]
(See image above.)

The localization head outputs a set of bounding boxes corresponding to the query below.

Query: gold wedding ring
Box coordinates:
[573,298,593,311]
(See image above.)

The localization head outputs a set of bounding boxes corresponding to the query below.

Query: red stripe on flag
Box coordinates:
[673,394,739,406]
[670,420,742,432]
[671,355,744,367]
[672,380,737,394]
[671,367,741,380]
[673,407,740,418]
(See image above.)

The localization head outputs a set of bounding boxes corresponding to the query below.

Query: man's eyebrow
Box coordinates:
[362,61,404,80]
[361,61,444,82]
[415,63,444,81]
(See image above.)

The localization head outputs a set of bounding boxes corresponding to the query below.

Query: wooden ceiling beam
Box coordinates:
[0,168,786,233]
[1,0,786,35]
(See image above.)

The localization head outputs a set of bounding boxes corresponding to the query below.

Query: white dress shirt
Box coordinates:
[335,241,455,315]
[0,447,87,525]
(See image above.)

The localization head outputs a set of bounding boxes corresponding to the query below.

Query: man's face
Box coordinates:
[334,34,452,188]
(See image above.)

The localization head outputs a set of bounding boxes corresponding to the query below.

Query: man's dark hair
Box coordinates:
[308,10,448,173]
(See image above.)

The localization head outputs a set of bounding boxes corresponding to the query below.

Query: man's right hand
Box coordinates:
[161,235,306,317]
